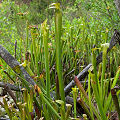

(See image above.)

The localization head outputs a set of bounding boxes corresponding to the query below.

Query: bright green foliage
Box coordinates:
[0,0,120,119]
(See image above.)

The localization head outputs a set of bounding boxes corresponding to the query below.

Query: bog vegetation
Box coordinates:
[0,0,120,120]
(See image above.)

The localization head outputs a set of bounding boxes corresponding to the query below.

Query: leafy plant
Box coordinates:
[0,0,120,119]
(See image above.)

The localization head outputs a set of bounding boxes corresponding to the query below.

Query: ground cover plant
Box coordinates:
[0,0,120,120]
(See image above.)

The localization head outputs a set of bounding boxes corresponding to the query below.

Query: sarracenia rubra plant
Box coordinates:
[50,3,65,103]
[41,19,51,98]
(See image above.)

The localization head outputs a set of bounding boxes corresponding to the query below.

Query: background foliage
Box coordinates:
[0,0,120,119]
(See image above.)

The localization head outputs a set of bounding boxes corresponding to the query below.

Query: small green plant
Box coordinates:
[72,87,78,118]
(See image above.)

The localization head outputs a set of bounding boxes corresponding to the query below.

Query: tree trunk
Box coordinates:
[114,0,120,16]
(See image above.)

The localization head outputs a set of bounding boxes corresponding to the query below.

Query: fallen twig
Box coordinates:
[0,45,36,86]
[0,82,20,91]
